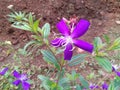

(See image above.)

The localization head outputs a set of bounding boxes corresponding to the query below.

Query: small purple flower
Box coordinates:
[115,71,120,77]
[102,82,108,90]
[12,70,30,90]
[112,65,120,77]
[89,83,99,90]
[0,67,8,75]
[112,65,119,72]
[51,19,94,60]
[112,66,116,72]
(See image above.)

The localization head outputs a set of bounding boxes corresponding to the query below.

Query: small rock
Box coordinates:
[116,20,120,25]
[12,40,19,45]
[7,5,14,9]
[5,41,12,45]
[100,11,105,16]
[98,22,102,26]
[0,56,5,62]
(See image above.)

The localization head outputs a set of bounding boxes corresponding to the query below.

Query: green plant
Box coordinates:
[8,11,28,24]
[6,10,120,90]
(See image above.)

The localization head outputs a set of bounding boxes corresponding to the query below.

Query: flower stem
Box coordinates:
[56,59,64,86]
[46,43,60,65]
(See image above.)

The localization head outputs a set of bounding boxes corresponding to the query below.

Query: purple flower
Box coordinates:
[0,67,8,75]
[112,65,120,77]
[89,84,99,90]
[112,65,120,72]
[115,71,120,77]
[102,82,108,90]
[12,70,30,90]
[112,66,116,72]
[51,19,94,60]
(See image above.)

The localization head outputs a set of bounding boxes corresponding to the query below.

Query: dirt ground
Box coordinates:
[0,0,120,89]
[0,0,120,63]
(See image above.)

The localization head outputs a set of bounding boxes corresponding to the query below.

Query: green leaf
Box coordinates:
[66,70,79,81]
[38,75,62,90]
[112,76,120,89]
[96,52,108,57]
[76,85,82,90]
[115,86,120,90]
[28,13,33,26]
[18,48,27,56]
[31,35,42,42]
[71,70,79,80]
[58,78,70,90]
[32,20,40,33]
[58,78,69,86]
[8,11,27,22]
[94,37,105,53]
[23,40,39,51]
[103,35,110,44]
[68,54,85,66]
[95,56,112,72]
[66,73,73,80]
[12,23,31,31]
[108,82,115,90]
[108,37,120,50]
[41,50,57,63]
[87,72,95,80]
[79,75,89,89]
[38,75,49,82]
[42,23,50,38]
[41,50,60,70]
[38,75,51,90]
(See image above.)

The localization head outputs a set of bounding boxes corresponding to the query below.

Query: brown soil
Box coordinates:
[0,0,120,43]
[0,0,120,89]
[0,0,120,61]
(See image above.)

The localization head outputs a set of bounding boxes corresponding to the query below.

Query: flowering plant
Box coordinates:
[1,10,120,90]
[51,19,93,60]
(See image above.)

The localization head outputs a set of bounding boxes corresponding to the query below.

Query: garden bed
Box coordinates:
[0,0,120,90]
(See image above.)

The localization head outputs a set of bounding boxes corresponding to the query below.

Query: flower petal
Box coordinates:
[51,38,65,47]
[57,19,70,36]
[13,80,21,86]
[13,70,21,78]
[64,43,73,60]
[20,74,28,81]
[90,85,99,89]
[22,81,30,90]
[116,71,120,77]
[71,19,90,38]
[112,66,116,72]
[0,67,8,75]
[102,82,108,90]
[73,39,93,53]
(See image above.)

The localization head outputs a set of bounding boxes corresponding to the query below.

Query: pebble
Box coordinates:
[7,5,13,9]
[116,20,120,25]
[0,56,5,62]
[12,40,19,45]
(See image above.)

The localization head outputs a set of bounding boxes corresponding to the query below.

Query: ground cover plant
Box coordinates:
[0,1,120,90]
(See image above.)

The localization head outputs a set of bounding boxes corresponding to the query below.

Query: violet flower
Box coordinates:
[115,71,120,77]
[112,65,120,77]
[0,67,8,75]
[89,83,99,90]
[51,19,94,60]
[102,82,108,90]
[12,70,30,90]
